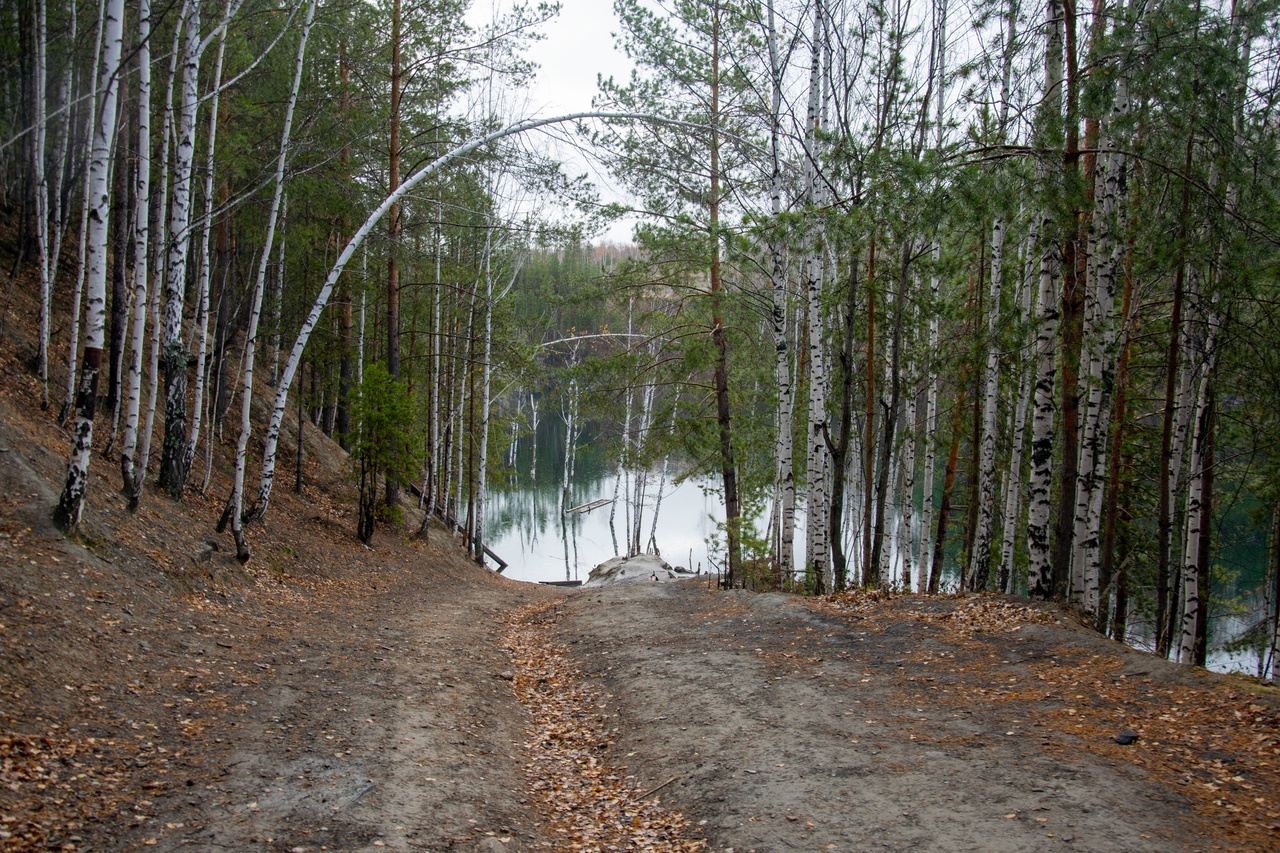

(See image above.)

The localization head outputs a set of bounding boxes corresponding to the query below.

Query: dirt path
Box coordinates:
[182,564,555,853]
[537,581,1279,853]
[2,372,1277,852]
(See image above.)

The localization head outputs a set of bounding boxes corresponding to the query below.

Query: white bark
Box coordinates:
[878,285,897,589]
[46,0,73,276]
[970,0,1017,591]
[803,0,830,589]
[34,0,51,408]
[632,381,657,556]
[135,17,186,486]
[766,0,795,582]
[53,0,124,529]
[560,378,578,516]
[1028,0,1065,598]
[648,389,679,555]
[184,0,234,481]
[58,0,107,424]
[1027,218,1061,598]
[900,383,916,591]
[223,0,317,557]
[430,209,444,499]
[1074,73,1130,613]
[120,0,152,502]
[455,282,478,539]
[1000,223,1040,592]
[528,391,539,480]
[244,111,685,522]
[1178,300,1219,663]
[921,256,939,582]
[472,230,520,565]
[970,214,1004,590]
[475,234,495,566]
[919,0,949,584]
[157,0,203,494]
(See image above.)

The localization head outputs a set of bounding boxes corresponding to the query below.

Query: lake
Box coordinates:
[485,418,1273,678]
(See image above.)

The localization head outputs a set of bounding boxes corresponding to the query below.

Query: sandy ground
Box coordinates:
[2,333,1277,851]
[549,581,1198,852]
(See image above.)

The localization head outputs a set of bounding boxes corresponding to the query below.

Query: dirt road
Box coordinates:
[545,581,1203,852]
[2,374,1277,851]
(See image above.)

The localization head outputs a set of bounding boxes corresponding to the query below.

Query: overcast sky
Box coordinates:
[524,0,631,114]
[471,0,639,243]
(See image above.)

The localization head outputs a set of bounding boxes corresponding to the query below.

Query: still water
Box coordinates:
[485,419,1273,678]
[485,419,725,584]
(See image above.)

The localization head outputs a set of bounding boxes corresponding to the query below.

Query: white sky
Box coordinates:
[469,0,639,244]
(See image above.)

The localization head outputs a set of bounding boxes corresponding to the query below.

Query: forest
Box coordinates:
[2,0,1280,676]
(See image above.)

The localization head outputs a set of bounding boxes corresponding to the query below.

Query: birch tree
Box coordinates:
[52,0,124,530]
[802,0,831,591]
[968,0,1019,591]
[157,0,206,497]
[119,0,152,503]
[764,0,795,584]
[182,0,236,487]
[1027,0,1066,599]
[33,0,50,409]
[220,0,318,560]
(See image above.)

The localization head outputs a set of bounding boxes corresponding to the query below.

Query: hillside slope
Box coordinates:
[1,282,1279,852]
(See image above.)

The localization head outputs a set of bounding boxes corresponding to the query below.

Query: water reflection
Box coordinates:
[486,418,723,584]
[485,418,1273,678]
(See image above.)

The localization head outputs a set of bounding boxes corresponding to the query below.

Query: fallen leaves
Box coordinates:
[815,590,1280,849]
[1031,658,1280,848]
[501,602,707,852]
[905,595,1058,634]
[0,730,154,849]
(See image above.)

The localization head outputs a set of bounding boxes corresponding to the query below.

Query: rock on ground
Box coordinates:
[583,554,699,588]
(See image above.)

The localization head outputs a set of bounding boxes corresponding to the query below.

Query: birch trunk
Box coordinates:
[1178,301,1219,663]
[219,0,317,560]
[1270,505,1280,682]
[970,215,1004,590]
[241,112,665,522]
[52,0,125,530]
[921,259,939,580]
[183,0,234,485]
[900,382,916,591]
[429,209,444,502]
[120,0,152,503]
[919,0,948,583]
[34,0,50,408]
[1028,0,1065,598]
[1074,72,1130,614]
[474,239,494,567]
[803,0,830,591]
[999,224,1039,592]
[633,381,656,555]
[46,0,73,282]
[648,390,679,556]
[134,18,186,493]
[871,246,906,589]
[58,0,107,427]
[766,0,795,581]
[1156,129,1196,654]
[157,0,203,497]
[528,391,539,481]
[971,0,1017,590]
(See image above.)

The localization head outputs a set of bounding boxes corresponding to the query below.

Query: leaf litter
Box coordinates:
[501,601,707,852]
